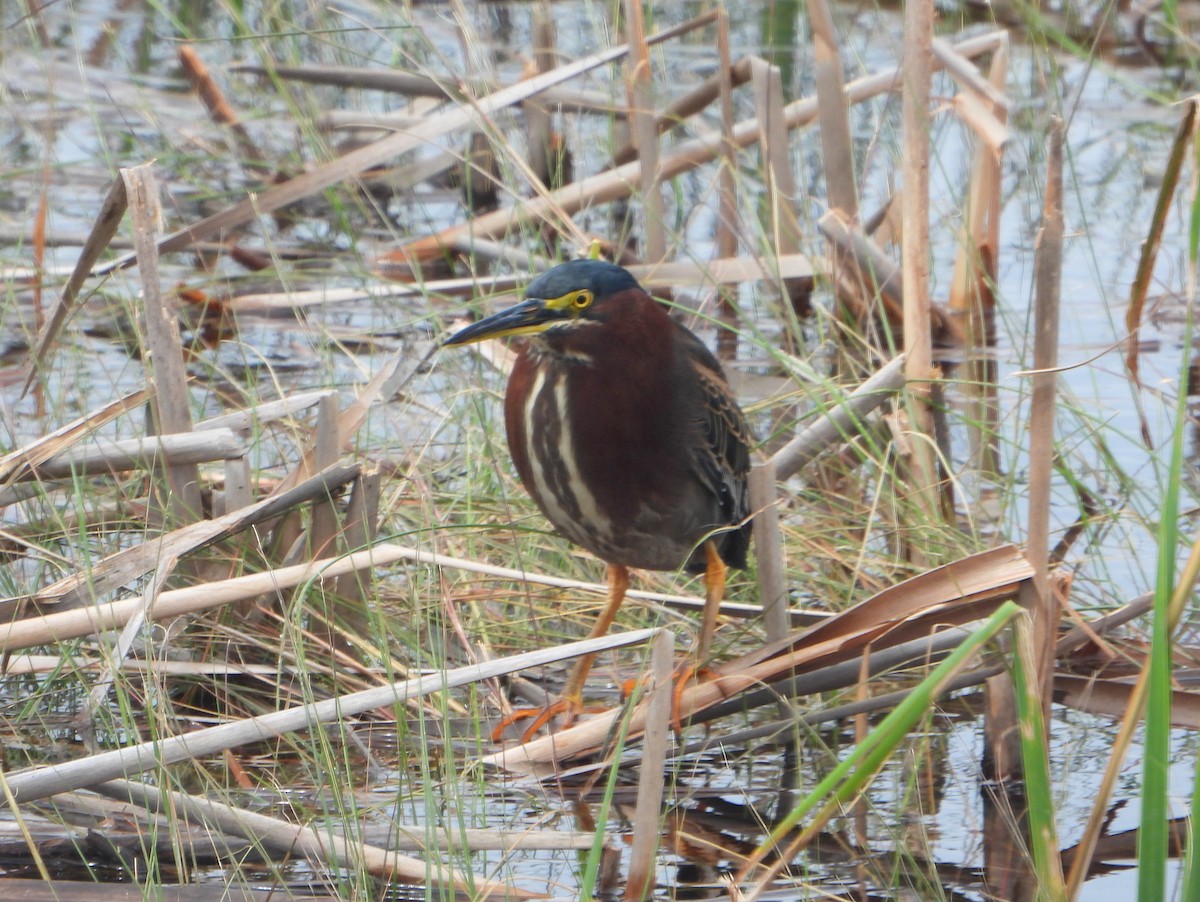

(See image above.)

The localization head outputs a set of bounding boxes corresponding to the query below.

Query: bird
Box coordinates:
[444,258,752,738]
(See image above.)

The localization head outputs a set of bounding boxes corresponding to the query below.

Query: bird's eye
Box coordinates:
[572,290,593,309]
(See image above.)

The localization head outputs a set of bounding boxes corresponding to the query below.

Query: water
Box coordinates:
[1,1,1196,899]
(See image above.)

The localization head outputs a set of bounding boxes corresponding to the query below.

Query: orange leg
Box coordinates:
[562,563,630,701]
[671,541,727,732]
[697,540,726,664]
[492,564,630,743]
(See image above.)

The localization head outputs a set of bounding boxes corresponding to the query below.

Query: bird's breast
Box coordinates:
[505,353,712,571]
[515,365,619,555]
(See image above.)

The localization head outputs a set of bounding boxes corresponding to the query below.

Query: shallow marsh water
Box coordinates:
[0,0,1197,899]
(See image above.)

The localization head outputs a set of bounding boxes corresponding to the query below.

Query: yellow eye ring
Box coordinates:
[572,290,593,309]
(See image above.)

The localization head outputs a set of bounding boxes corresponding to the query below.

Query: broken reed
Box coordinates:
[2,3,1192,899]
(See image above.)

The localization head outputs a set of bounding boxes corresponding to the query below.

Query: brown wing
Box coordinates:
[677,324,753,568]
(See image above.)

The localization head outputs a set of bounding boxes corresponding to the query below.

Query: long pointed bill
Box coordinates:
[442,298,563,346]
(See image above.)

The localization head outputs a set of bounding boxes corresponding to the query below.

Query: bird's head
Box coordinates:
[443,259,643,347]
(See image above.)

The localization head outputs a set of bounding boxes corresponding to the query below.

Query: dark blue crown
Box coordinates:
[524,259,640,301]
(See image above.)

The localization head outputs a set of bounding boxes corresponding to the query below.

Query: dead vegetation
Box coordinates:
[0,2,1197,900]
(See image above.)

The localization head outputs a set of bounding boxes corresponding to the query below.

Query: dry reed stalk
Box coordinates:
[0,879,276,901]
[0,389,150,484]
[1053,675,1200,729]
[610,59,753,169]
[749,59,804,308]
[362,151,468,203]
[267,342,434,499]
[952,89,1011,154]
[689,593,1152,733]
[287,395,346,644]
[899,0,941,551]
[371,826,597,852]
[3,629,662,802]
[934,34,1011,154]
[16,461,360,611]
[694,629,989,729]
[415,31,1008,255]
[233,62,618,112]
[460,130,502,213]
[623,0,667,263]
[308,393,342,560]
[178,45,266,174]
[445,3,503,216]
[853,649,870,845]
[1125,98,1197,445]
[75,555,179,749]
[1,655,312,677]
[39,789,256,862]
[980,789,1035,898]
[315,109,422,131]
[0,485,37,515]
[0,499,143,568]
[769,354,906,480]
[930,37,1010,110]
[120,164,201,524]
[0,233,185,259]
[496,585,1028,770]
[486,546,1034,771]
[749,460,788,642]
[250,347,410,587]
[624,629,673,902]
[634,253,815,286]
[23,176,128,395]
[333,466,381,604]
[818,209,903,314]
[236,252,814,312]
[48,785,600,854]
[950,44,1008,478]
[0,430,244,492]
[817,211,958,342]
[196,390,335,432]
[448,234,553,272]
[1022,117,1064,707]
[715,11,740,359]
[0,241,160,271]
[2,540,798,654]
[806,0,857,218]
[982,670,1020,783]
[93,17,721,279]
[218,455,252,514]
[94,779,538,899]
[728,544,1030,671]
[524,8,557,191]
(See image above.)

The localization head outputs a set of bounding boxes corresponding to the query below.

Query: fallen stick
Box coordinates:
[3,629,662,802]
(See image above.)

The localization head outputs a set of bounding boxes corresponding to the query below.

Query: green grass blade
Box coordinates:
[577,692,640,900]
[1011,613,1067,902]
[1176,139,1200,902]
[750,601,1023,861]
[1138,134,1197,902]
[1138,294,1186,902]
[1187,749,1200,898]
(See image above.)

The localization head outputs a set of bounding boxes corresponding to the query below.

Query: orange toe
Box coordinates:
[491,696,582,743]
[669,662,720,734]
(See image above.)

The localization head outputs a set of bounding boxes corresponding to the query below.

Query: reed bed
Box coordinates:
[0,1,1197,899]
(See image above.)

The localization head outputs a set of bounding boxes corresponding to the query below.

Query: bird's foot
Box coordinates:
[621,662,717,734]
[491,695,584,744]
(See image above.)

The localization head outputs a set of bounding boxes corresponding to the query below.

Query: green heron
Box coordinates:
[445,258,752,736]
